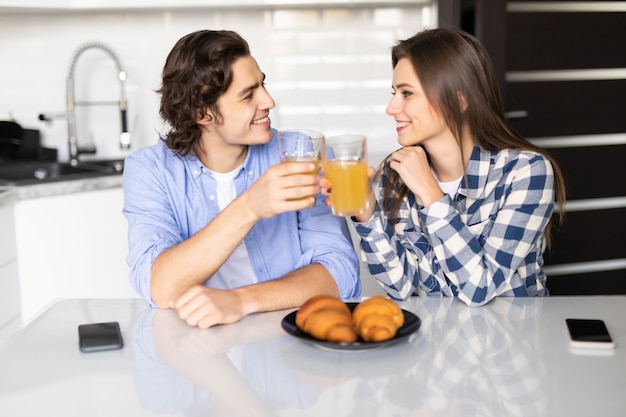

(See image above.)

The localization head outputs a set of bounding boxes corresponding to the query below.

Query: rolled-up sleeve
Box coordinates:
[295,198,362,299]
[123,150,183,304]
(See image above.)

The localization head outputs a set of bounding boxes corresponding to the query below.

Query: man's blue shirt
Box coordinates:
[123,131,361,304]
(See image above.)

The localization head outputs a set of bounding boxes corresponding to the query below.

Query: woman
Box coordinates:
[346,28,565,306]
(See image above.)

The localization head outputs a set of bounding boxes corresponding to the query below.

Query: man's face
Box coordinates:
[208,55,276,147]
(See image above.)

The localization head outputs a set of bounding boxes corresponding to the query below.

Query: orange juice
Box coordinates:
[323,160,368,216]
[280,157,320,175]
[280,157,320,201]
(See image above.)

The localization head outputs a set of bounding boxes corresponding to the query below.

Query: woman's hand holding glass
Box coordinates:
[319,134,377,221]
[320,165,377,222]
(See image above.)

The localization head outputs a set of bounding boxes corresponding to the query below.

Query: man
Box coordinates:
[123,30,360,329]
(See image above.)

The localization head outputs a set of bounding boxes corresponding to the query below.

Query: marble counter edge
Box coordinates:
[0,189,18,207]
[0,174,123,202]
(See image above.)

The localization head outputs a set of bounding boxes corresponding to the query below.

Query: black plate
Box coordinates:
[281,302,421,351]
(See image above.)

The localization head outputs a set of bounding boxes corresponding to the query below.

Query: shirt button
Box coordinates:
[209,195,216,201]
[193,170,199,176]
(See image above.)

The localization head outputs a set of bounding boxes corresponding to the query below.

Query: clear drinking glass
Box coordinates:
[277,129,325,169]
[322,134,369,216]
[278,129,325,201]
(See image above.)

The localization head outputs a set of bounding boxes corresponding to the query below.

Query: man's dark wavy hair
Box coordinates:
[157,30,250,156]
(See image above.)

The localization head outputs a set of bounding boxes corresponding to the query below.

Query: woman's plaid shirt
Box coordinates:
[353,145,556,306]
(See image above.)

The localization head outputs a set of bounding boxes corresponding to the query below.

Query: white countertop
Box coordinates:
[0,296,625,417]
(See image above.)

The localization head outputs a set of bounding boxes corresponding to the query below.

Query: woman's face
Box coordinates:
[386,58,450,148]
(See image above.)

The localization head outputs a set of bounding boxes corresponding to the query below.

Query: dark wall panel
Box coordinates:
[547,269,626,295]
[547,145,626,200]
[544,208,626,265]
[505,80,626,137]
[506,12,626,71]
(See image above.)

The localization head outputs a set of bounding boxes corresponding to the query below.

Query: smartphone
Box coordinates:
[565,318,614,349]
[78,321,124,353]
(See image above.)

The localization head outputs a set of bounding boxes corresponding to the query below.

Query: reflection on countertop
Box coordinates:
[131,297,547,417]
[2,297,625,416]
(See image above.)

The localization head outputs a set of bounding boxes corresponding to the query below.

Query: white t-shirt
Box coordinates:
[435,174,463,199]
[207,167,258,290]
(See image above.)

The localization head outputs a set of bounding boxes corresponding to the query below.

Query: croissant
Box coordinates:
[357,313,398,342]
[352,296,404,342]
[302,308,358,343]
[295,294,352,329]
[295,295,358,343]
[294,295,404,343]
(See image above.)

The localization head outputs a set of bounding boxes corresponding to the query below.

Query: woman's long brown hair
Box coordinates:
[379,28,566,248]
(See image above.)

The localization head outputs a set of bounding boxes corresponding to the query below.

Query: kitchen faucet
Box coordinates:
[39,41,130,165]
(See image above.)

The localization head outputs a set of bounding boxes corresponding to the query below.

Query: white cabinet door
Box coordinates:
[14,187,138,323]
[0,261,20,332]
[0,198,20,333]
[0,197,17,264]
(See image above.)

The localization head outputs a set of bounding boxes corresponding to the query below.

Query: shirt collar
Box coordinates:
[179,128,275,181]
[182,147,252,181]
[240,128,278,180]
[181,151,205,180]
[459,145,492,198]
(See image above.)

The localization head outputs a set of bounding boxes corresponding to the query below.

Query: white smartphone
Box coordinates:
[565,318,615,349]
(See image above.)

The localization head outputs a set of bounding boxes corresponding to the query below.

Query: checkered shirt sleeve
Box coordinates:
[354,146,555,306]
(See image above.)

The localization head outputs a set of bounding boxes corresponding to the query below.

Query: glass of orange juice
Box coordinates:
[278,129,325,201]
[323,134,368,216]
[277,129,324,169]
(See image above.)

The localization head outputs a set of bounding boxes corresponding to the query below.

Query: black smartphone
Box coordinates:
[78,321,124,353]
[565,318,614,349]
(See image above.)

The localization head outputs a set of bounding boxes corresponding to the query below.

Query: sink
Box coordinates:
[0,159,124,186]
[79,158,125,172]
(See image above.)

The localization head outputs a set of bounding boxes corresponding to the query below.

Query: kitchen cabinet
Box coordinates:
[0,194,20,337]
[14,186,137,324]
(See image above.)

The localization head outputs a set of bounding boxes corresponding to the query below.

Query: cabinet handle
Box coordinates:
[505,110,529,119]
